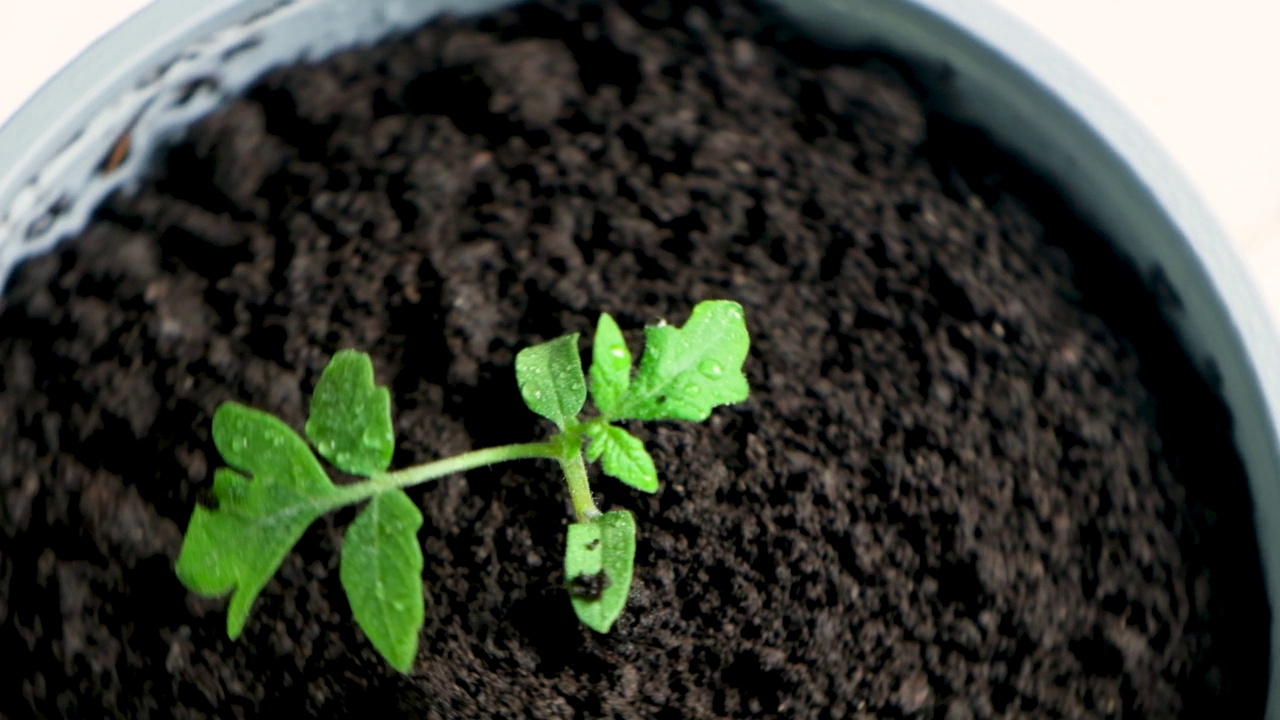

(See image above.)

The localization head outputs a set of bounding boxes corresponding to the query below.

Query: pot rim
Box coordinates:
[779,0,1280,709]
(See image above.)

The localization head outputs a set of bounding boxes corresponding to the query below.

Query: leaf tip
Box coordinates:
[385,639,419,673]
[225,591,252,640]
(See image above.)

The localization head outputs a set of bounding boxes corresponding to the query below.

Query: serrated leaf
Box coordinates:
[565,510,636,633]
[515,333,586,430]
[340,490,425,672]
[589,313,631,418]
[615,300,750,421]
[585,424,658,493]
[305,350,395,476]
[176,403,338,639]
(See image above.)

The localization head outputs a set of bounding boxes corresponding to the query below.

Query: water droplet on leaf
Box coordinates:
[698,360,723,378]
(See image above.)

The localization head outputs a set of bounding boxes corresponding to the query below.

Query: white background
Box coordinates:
[2,1,1278,325]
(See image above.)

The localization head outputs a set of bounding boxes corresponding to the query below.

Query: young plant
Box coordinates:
[175,300,750,671]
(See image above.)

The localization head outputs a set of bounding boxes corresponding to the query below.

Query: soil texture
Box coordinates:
[0,0,1267,717]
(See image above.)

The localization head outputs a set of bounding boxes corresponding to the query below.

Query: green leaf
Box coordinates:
[515,333,586,430]
[176,403,338,639]
[589,313,631,418]
[340,490,425,672]
[615,300,750,421]
[564,510,636,633]
[585,424,658,493]
[305,350,395,476]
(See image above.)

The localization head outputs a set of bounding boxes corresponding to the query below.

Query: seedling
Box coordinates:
[175,300,750,671]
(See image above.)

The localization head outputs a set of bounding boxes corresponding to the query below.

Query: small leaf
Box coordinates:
[340,490,425,672]
[176,403,338,639]
[564,510,636,633]
[585,424,658,493]
[589,313,631,418]
[515,333,586,430]
[305,350,395,476]
[615,300,750,422]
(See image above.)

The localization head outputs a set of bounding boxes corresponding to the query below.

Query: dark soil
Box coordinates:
[0,0,1267,717]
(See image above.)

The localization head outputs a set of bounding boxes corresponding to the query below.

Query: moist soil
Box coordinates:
[0,0,1268,718]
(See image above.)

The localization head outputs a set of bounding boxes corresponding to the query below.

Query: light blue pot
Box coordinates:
[2,0,1276,712]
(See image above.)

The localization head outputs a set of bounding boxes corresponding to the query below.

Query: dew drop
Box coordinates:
[235,437,249,450]
[361,428,383,447]
[609,346,627,360]
[697,360,723,378]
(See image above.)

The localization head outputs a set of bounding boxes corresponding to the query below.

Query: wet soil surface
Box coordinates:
[0,0,1267,717]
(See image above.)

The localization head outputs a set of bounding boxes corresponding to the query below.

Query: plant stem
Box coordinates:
[326,441,560,509]
[323,435,603,524]
[558,436,602,522]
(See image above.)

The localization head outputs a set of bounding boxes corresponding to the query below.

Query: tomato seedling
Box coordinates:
[175,300,750,671]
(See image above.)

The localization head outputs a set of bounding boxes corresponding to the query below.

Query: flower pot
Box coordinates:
[1,0,1276,716]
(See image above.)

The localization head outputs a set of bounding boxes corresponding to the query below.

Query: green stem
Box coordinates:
[321,434,603,524]
[558,436,601,522]
[326,441,560,509]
